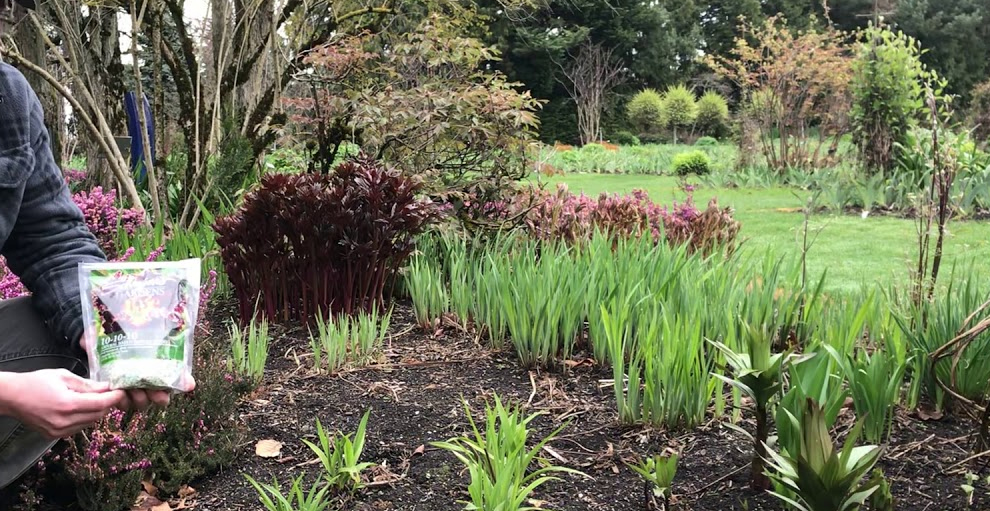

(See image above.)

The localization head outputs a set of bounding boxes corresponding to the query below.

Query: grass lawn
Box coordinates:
[539,173,990,294]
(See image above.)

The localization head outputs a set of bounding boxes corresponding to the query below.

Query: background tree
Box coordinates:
[661,85,697,144]
[557,42,625,145]
[626,89,664,140]
[849,23,937,175]
[707,15,854,173]
[970,79,990,146]
[892,0,990,103]
[477,0,692,143]
[695,90,731,139]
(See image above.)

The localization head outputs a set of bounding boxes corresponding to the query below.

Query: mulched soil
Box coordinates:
[2,300,986,510]
[186,302,988,511]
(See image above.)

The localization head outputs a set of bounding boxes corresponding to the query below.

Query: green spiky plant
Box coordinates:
[711,320,807,490]
[627,452,679,510]
[431,394,585,510]
[301,410,375,494]
[244,474,333,511]
[765,398,883,511]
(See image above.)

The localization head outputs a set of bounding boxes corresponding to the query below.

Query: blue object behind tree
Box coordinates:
[124,92,155,183]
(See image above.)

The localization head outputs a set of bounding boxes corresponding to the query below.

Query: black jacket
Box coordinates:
[0,62,107,348]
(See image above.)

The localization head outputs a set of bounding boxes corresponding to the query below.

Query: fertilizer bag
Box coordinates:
[78,259,201,392]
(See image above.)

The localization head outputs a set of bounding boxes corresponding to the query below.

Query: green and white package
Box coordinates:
[78,259,201,392]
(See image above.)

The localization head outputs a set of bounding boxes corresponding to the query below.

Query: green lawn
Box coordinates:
[541,173,990,294]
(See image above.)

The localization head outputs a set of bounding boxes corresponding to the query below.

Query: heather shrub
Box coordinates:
[8,276,235,511]
[661,85,697,144]
[72,186,144,257]
[696,91,730,138]
[627,88,665,137]
[214,156,437,325]
[37,344,245,511]
[673,150,712,176]
[133,343,245,494]
[57,409,150,511]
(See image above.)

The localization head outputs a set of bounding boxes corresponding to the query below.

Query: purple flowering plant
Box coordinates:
[455,182,740,255]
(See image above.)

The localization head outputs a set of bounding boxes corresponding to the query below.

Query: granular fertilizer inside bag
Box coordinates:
[78,259,201,392]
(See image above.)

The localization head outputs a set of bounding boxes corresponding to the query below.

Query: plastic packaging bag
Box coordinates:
[78,259,201,392]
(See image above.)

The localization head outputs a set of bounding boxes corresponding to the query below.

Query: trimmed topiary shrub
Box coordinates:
[661,85,697,144]
[627,89,665,137]
[696,91,730,138]
[672,150,711,176]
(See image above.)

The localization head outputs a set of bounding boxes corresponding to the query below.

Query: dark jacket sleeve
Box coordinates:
[0,63,107,349]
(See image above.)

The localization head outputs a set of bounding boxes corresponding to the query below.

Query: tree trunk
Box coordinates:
[80,8,127,188]
[8,3,63,163]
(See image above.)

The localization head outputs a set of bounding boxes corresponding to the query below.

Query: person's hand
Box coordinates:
[0,369,125,439]
[79,336,196,412]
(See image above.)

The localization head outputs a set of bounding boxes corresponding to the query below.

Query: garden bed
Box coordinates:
[184,302,981,511]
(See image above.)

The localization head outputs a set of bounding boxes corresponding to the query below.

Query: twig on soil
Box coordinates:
[340,358,484,373]
[684,464,748,496]
[528,371,538,407]
[941,449,990,475]
[887,434,936,460]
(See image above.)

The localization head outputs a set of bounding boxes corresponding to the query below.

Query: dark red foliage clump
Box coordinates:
[214,156,437,324]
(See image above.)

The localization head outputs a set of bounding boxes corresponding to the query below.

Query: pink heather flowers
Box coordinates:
[72,186,145,257]
[65,408,151,481]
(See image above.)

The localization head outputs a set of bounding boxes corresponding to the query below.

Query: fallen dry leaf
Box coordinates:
[151,503,172,511]
[255,439,283,458]
[131,491,166,511]
[413,445,425,456]
[916,407,943,421]
[178,485,197,498]
[141,480,159,497]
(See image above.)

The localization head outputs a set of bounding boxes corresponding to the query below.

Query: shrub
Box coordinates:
[580,143,608,155]
[490,185,740,256]
[970,79,990,146]
[31,340,245,511]
[627,89,665,137]
[672,150,711,176]
[695,136,719,146]
[696,91,730,138]
[214,156,437,325]
[707,16,853,173]
[611,130,641,146]
[72,186,144,258]
[850,24,936,174]
[660,85,697,144]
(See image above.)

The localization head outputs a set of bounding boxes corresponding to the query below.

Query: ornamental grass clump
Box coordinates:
[310,308,391,374]
[214,156,437,325]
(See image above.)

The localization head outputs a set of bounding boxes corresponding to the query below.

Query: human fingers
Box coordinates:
[148,390,171,407]
[126,389,151,411]
[66,389,127,414]
[40,411,114,439]
[58,371,112,394]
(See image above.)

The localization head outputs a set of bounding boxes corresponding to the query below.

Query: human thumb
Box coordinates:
[60,371,112,393]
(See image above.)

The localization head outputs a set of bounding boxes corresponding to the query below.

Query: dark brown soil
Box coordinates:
[186,303,987,511]
[3,301,986,510]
